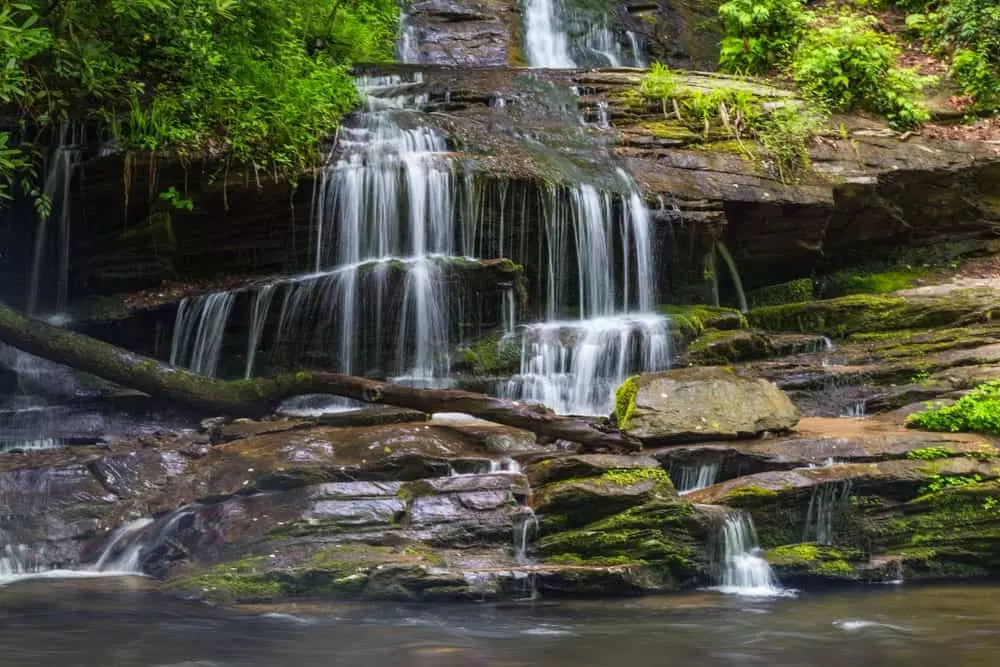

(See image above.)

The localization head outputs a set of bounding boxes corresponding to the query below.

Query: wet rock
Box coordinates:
[532,468,675,529]
[684,330,830,365]
[620,367,799,445]
[406,0,514,66]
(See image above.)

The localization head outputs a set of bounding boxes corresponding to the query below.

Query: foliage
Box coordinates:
[0,0,398,202]
[753,104,825,182]
[920,473,982,495]
[718,0,807,74]
[951,49,1000,113]
[791,12,930,129]
[639,62,679,117]
[159,186,194,212]
[907,380,1000,435]
[906,446,953,461]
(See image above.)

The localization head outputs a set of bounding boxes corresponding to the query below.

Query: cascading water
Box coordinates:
[170,292,237,377]
[712,513,787,597]
[27,123,83,317]
[802,481,852,545]
[500,170,670,416]
[513,506,539,564]
[674,461,721,494]
[523,0,575,67]
[523,0,645,68]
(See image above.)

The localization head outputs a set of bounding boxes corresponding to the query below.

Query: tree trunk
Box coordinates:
[0,304,639,452]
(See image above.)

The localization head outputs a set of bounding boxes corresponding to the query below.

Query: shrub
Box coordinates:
[951,49,1000,113]
[792,12,930,129]
[907,380,1000,435]
[718,0,807,74]
[639,62,679,117]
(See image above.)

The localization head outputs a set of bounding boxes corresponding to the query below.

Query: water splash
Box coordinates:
[712,513,789,597]
[802,481,852,545]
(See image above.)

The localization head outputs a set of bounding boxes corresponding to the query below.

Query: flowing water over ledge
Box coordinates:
[2,582,999,666]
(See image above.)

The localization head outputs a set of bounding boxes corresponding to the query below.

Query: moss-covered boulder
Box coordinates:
[765,543,866,584]
[684,329,830,365]
[748,286,1000,338]
[532,468,676,530]
[616,367,799,445]
[523,454,662,487]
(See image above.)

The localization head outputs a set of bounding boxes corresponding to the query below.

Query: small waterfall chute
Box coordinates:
[674,461,721,494]
[712,513,789,597]
[801,480,853,545]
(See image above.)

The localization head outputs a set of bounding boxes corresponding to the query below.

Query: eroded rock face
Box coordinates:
[405,0,515,66]
[621,367,800,444]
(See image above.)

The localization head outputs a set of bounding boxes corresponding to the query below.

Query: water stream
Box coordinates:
[712,513,787,597]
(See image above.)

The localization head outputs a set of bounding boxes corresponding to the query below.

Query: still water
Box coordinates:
[1,579,998,666]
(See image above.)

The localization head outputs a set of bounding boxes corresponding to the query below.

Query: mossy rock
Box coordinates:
[747,278,815,308]
[532,468,676,529]
[617,367,799,445]
[766,543,864,584]
[747,290,999,338]
[453,329,521,376]
[538,500,702,587]
[684,329,776,365]
[660,304,746,346]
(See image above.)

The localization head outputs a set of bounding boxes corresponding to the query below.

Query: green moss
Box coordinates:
[824,267,934,296]
[748,292,993,338]
[455,329,521,376]
[815,559,854,576]
[765,543,821,565]
[726,484,780,503]
[614,376,640,429]
[545,553,640,566]
[747,278,815,307]
[660,304,747,342]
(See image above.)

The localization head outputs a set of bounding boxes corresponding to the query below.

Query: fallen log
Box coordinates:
[0,303,639,452]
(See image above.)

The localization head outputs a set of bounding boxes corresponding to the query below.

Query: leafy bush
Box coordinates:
[907,380,1000,435]
[936,0,1000,67]
[951,49,1000,113]
[718,0,807,74]
[792,13,930,129]
[0,0,399,203]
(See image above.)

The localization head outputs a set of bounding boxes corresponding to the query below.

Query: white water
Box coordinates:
[713,513,788,597]
[523,0,575,67]
[513,507,539,564]
[675,462,721,494]
[27,123,83,316]
[170,292,237,377]
[802,481,853,545]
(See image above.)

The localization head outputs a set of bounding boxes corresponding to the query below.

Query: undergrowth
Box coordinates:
[907,380,1000,435]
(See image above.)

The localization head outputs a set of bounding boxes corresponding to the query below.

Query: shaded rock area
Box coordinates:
[404,0,516,66]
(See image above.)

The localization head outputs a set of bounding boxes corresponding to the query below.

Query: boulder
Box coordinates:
[616,367,800,445]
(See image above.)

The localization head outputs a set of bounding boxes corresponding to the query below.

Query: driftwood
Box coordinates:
[0,303,639,452]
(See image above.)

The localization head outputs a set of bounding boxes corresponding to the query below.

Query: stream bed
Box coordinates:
[2,579,998,666]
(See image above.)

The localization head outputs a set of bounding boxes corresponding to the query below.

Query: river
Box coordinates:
[2,579,998,666]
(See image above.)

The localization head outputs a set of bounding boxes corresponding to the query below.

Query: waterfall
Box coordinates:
[675,461,721,494]
[27,123,83,317]
[523,0,575,67]
[712,513,787,596]
[244,283,276,379]
[169,292,237,377]
[802,481,852,545]
[841,399,867,418]
[716,241,748,313]
[523,0,643,68]
[92,518,155,572]
[513,506,539,564]
[397,12,421,63]
[500,170,670,416]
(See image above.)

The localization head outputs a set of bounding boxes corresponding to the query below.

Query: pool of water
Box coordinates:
[1,579,998,666]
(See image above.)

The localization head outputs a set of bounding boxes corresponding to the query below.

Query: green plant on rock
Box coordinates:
[718,0,807,74]
[908,380,1000,435]
[639,62,680,118]
[614,375,640,429]
[920,473,983,495]
[906,446,953,461]
[791,12,930,129]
